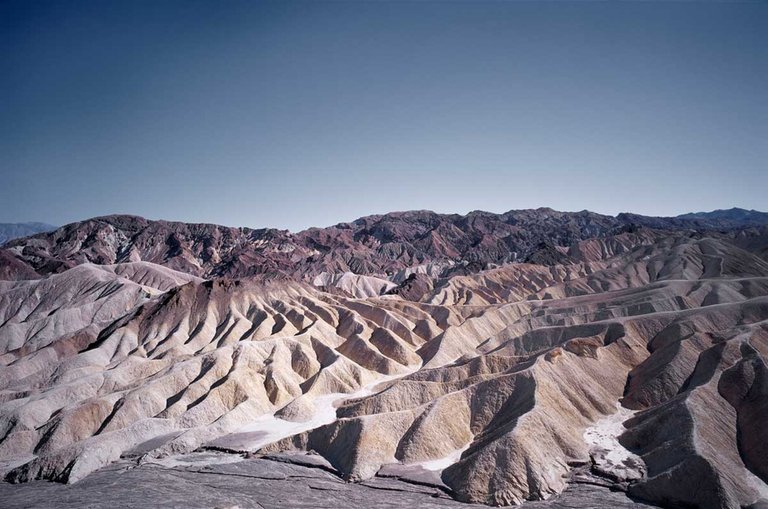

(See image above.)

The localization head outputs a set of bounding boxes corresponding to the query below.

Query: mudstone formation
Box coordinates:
[0,207,767,508]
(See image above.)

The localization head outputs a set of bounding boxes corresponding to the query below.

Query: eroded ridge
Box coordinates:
[1,230,767,508]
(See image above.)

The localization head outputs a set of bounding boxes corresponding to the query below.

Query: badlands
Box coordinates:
[0,208,767,508]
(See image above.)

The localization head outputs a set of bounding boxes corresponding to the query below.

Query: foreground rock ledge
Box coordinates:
[0,452,658,509]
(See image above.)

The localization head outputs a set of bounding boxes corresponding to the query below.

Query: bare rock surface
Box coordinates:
[3,208,767,283]
[0,453,658,509]
[1,208,767,507]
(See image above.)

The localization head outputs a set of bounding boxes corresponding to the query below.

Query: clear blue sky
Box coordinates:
[2,0,766,230]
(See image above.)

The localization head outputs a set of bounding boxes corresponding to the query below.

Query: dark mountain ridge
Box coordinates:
[677,207,768,224]
[619,207,768,230]
[1,207,766,281]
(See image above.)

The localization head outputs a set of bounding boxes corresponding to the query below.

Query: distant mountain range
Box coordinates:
[676,207,768,225]
[0,222,56,246]
[0,207,765,282]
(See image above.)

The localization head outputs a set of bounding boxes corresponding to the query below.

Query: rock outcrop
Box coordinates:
[1,209,767,508]
[3,208,767,283]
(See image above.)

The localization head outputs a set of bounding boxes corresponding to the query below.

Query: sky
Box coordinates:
[1,0,766,231]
